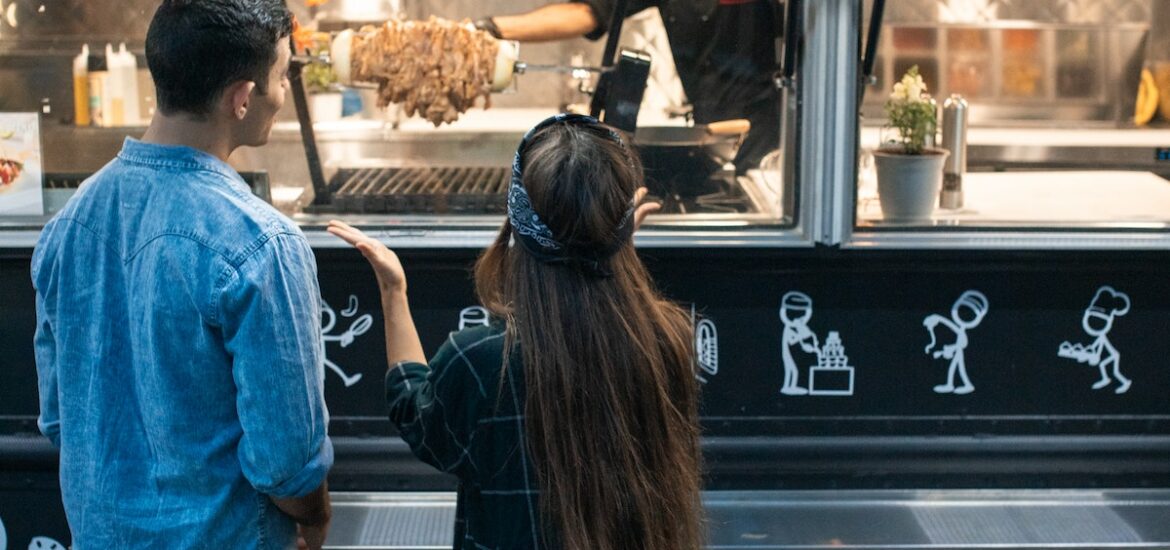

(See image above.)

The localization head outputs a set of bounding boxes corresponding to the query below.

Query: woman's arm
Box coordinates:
[377,289,426,366]
[327,221,425,366]
[329,220,484,478]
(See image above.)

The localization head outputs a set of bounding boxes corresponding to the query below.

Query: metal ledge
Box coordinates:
[8,434,1170,491]
[324,489,1170,549]
[843,230,1170,250]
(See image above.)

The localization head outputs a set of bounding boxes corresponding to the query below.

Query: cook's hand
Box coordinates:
[327,220,407,294]
[633,187,661,231]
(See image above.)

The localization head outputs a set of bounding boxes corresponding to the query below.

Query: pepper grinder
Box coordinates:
[939,94,968,210]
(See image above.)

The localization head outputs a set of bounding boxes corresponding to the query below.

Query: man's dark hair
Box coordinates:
[146,0,293,117]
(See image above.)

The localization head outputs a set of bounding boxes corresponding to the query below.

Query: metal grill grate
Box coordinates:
[330,167,511,215]
[355,505,456,548]
[912,505,1143,545]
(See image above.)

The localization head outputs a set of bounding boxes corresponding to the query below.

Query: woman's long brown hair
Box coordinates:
[475,121,703,550]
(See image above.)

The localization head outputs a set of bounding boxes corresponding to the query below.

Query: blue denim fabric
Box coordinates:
[32,138,333,550]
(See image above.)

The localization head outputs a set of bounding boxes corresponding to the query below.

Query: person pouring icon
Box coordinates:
[779,291,819,396]
[1058,286,1132,394]
[923,290,989,395]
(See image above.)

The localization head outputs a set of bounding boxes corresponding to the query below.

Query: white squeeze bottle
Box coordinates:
[119,44,142,125]
[73,45,91,126]
[104,43,125,126]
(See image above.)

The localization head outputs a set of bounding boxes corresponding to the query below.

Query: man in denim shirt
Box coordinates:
[31,1,333,548]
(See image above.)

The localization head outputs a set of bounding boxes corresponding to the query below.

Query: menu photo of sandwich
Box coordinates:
[0,112,44,216]
[0,157,22,187]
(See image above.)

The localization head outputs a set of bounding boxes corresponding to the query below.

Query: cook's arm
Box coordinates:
[482,3,599,42]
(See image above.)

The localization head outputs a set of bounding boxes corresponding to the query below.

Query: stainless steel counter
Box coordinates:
[840,130,1170,250]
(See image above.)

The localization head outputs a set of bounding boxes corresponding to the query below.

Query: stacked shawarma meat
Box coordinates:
[351,17,499,126]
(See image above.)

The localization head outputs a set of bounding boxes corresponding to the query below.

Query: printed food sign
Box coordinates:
[0,113,44,216]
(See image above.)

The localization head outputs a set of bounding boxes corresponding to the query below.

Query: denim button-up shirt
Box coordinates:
[32,139,333,549]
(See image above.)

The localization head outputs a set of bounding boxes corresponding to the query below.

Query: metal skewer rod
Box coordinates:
[294,55,606,77]
[291,54,331,65]
[512,62,609,75]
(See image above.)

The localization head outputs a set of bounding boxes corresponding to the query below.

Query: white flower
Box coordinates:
[891,82,907,100]
[890,71,929,103]
[901,73,928,103]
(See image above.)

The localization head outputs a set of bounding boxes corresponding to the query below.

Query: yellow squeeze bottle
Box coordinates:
[73,45,91,126]
[105,44,125,127]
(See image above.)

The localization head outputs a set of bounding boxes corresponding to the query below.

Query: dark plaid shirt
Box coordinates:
[386,324,545,549]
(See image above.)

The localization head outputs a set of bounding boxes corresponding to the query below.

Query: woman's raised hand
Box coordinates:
[633,187,661,231]
[327,220,407,294]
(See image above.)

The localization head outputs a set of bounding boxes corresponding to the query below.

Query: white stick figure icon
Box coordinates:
[459,306,491,330]
[691,304,718,383]
[28,536,66,549]
[779,291,819,396]
[1058,286,1132,394]
[321,295,372,387]
[923,290,988,395]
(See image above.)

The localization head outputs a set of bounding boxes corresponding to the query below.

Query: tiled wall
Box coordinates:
[861,0,1162,125]
[4,0,1163,117]
[883,0,1152,24]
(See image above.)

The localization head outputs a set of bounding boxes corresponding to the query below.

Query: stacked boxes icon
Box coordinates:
[808,331,855,396]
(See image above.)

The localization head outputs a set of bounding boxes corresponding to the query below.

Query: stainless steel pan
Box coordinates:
[633,119,750,196]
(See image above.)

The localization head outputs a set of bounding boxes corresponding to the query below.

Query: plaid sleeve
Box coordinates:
[386,331,495,478]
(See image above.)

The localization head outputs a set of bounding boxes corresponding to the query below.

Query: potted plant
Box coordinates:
[873,66,949,221]
[302,33,344,123]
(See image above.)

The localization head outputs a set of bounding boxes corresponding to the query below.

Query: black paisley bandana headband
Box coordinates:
[507,113,637,278]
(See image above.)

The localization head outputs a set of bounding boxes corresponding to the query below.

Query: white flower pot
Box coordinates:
[309,92,343,123]
[873,148,949,221]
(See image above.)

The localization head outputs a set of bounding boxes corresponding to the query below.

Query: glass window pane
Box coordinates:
[857,0,1163,233]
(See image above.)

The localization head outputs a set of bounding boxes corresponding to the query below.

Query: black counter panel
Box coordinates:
[6,247,1170,437]
[4,246,1170,547]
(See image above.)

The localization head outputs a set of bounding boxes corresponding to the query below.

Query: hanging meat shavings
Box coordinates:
[351,17,498,127]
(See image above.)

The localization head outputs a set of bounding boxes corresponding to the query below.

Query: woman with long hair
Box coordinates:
[328,113,703,550]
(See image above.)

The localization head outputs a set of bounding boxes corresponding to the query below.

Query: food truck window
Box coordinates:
[855,0,1170,232]
[261,1,797,233]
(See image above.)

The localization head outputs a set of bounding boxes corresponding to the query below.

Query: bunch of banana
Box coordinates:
[1135,68,1159,126]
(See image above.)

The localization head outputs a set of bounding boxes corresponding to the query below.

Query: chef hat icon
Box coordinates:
[1088,286,1130,318]
[956,290,989,316]
[781,291,813,311]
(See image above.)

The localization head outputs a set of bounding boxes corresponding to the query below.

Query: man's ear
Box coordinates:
[223,81,257,120]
